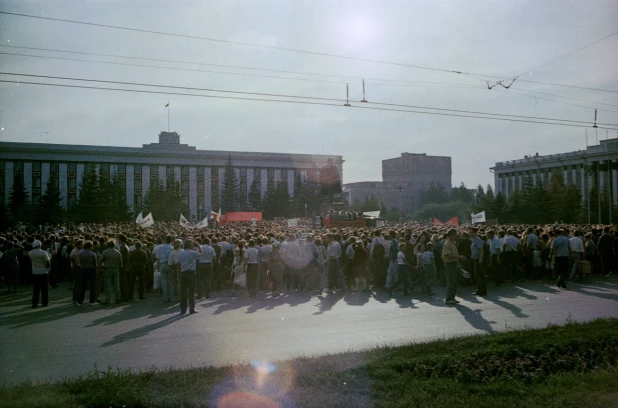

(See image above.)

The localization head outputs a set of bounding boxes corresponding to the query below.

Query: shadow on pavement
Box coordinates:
[453,303,496,333]
[100,314,183,347]
[312,292,344,315]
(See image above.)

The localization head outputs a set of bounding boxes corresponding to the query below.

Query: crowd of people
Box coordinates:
[0,218,616,314]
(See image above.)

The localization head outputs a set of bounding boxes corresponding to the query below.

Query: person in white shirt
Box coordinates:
[172,240,202,315]
[166,239,183,303]
[28,240,51,308]
[244,239,260,297]
[259,238,273,291]
[196,237,216,299]
[569,230,585,280]
[388,243,410,297]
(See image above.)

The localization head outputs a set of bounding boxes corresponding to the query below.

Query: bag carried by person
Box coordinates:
[233,270,247,288]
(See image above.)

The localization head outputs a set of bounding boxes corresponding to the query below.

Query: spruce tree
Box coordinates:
[38,176,64,224]
[248,179,262,211]
[8,171,29,220]
[221,154,240,213]
[76,167,99,223]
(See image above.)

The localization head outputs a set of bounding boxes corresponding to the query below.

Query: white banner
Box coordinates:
[179,214,195,229]
[363,210,381,218]
[195,216,209,229]
[135,212,143,224]
[287,218,299,227]
[251,218,257,227]
[138,213,154,229]
[471,211,486,224]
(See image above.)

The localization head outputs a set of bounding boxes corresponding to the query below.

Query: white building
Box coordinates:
[0,131,343,220]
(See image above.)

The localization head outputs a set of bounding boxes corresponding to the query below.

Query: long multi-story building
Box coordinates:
[0,131,343,220]
[343,152,452,213]
[491,137,618,203]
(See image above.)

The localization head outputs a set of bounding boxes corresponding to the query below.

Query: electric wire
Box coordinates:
[3,71,615,126]
[2,10,617,94]
[1,78,616,130]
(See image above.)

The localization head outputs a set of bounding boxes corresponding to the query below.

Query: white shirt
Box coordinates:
[397,251,406,265]
[569,237,585,253]
[488,236,502,255]
[327,241,341,260]
[503,235,520,251]
[176,249,200,272]
[260,244,273,261]
[199,244,216,263]
[345,244,355,260]
[244,247,259,264]
[29,248,50,275]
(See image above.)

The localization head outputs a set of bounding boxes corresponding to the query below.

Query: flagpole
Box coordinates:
[167,100,170,132]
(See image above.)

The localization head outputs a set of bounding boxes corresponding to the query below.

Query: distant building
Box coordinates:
[343,153,452,213]
[490,137,618,203]
[0,131,343,220]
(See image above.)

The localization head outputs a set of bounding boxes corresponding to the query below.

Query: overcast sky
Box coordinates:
[1,0,617,189]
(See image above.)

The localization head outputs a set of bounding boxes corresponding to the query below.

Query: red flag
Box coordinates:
[446,216,459,226]
[433,218,444,226]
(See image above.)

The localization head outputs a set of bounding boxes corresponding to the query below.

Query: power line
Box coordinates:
[491,88,618,113]
[3,50,616,114]
[2,10,617,94]
[518,29,618,76]
[3,71,615,126]
[0,44,471,85]
[1,77,616,130]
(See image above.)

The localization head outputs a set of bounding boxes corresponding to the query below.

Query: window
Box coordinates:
[68,178,76,189]
[33,161,41,172]
[117,163,126,174]
[167,165,174,176]
[134,164,142,174]
[14,161,23,171]
[32,193,41,205]
[100,163,110,174]
[181,166,189,178]
[134,195,142,210]
[34,178,41,188]
[197,166,204,177]
[67,162,76,172]
[135,178,142,190]
[50,162,59,172]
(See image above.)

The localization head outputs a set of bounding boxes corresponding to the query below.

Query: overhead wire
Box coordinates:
[1,72,616,129]
[2,10,617,94]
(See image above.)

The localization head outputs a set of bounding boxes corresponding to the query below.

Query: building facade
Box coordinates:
[0,132,343,220]
[343,152,452,213]
[491,137,618,204]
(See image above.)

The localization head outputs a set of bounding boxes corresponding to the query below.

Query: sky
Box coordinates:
[0,0,617,190]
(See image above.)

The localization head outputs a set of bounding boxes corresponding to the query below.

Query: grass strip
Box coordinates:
[1,318,617,407]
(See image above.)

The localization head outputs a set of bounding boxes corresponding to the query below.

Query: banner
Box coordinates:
[138,213,154,229]
[220,212,263,223]
[433,217,459,226]
[363,210,381,218]
[195,216,209,229]
[287,218,299,227]
[135,212,143,224]
[179,214,195,229]
[251,218,257,227]
[471,211,486,224]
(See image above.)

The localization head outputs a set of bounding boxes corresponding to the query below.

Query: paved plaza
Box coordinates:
[1,278,617,385]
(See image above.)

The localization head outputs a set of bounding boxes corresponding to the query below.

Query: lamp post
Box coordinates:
[397,186,404,221]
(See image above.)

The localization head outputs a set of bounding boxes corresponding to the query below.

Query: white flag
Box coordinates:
[195,216,209,229]
[179,214,194,229]
[251,218,257,227]
[139,213,154,229]
[471,211,486,224]
[135,212,144,224]
[363,210,381,218]
[218,208,222,222]
[287,218,299,227]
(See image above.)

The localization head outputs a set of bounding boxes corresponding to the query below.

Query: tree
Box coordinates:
[450,182,473,203]
[248,179,262,211]
[108,172,131,222]
[220,154,240,213]
[262,181,291,220]
[38,176,64,224]
[420,182,449,206]
[76,167,99,223]
[546,172,568,222]
[8,171,29,221]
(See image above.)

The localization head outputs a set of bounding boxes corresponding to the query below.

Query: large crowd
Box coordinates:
[0,218,616,314]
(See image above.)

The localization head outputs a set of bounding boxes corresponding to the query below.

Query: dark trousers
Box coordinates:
[31,274,49,306]
[128,265,145,300]
[503,251,518,281]
[72,267,82,302]
[491,254,502,285]
[327,259,346,290]
[472,259,487,295]
[179,272,197,313]
[79,267,97,304]
[119,268,128,300]
[196,263,213,298]
[555,256,569,287]
[246,263,258,297]
[445,261,458,301]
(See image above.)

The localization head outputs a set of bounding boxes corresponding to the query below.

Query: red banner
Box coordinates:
[221,212,262,222]
[433,217,459,226]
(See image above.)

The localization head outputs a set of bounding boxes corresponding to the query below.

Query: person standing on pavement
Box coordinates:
[244,239,260,297]
[173,239,202,315]
[569,230,585,281]
[77,241,99,306]
[196,237,216,299]
[598,226,615,278]
[28,240,50,308]
[117,234,130,302]
[155,235,174,303]
[98,240,123,305]
[550,229,571,290]
[487,230,503,286]
[128,241,147,300]
[70,240,83,306]
[324,233,345,293]
[442,228,461,305]
[469,227,486,297]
